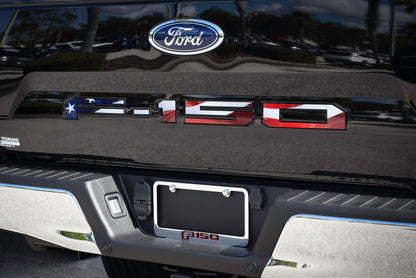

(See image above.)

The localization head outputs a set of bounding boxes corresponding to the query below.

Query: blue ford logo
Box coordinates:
[149,19,224,56]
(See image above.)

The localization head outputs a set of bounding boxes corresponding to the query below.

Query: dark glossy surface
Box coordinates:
[0,0,414,73]
[0,0,415,180]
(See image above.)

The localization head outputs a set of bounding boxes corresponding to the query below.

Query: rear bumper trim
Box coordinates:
[262,214,416,277]
[0,182,101,254]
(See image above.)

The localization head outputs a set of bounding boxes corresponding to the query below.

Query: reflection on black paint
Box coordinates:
[0,0,413,73]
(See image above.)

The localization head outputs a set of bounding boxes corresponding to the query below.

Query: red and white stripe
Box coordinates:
[263,103,346,129]
[185,101,253,126]
[158,100,176,123]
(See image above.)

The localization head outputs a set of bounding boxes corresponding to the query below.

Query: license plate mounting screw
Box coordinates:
[169,184,177,193]
[222,189,231,197]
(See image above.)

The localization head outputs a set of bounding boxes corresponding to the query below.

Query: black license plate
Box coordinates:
[153,181,249,246]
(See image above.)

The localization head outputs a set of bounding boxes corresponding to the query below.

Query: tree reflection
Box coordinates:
[81,7,99,53]
[366,0,381,63]
[4,9,77,48]
[0,11,19,48]
[234,0,248,48]
[0,2,414,60]
[200,7,240,38]
[281,11,317,44]
[249,10,367,50]
[390,0,416,56]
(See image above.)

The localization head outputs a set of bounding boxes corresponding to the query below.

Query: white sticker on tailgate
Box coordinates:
[0,136,20,148]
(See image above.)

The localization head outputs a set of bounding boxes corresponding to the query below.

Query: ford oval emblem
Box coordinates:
[149,19,224,56]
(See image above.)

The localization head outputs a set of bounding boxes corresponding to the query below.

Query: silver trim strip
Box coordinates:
[34,170,55,177]
[378,198,396,209]
[322,193,343,204]
[45,171,68,179]
[10,169,31,175]
[70,172,93,181]
[58,172,81,180]
[23,169,43,176]
[2,168,20,174]
[287,190,309,201]
[340,194,360,206]
[305,192,326,202]
[290,214,416,227]
[359,196,378,207]
[399,199,415,210]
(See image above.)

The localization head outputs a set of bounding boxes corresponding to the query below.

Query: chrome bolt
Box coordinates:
[169,184,177,193]
[222,189,231,197]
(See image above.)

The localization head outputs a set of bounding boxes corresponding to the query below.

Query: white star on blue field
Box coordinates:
[65,102,76,114]
[64,102,78,119]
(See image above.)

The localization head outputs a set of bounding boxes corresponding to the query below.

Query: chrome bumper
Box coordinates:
[262,215,416,278]
[0,182,101,254]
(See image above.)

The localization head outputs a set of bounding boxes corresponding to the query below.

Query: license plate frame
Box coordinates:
[153,181,249,247]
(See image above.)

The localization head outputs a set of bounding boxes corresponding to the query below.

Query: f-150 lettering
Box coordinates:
[181,231,220,241]
[63,97,346,129]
